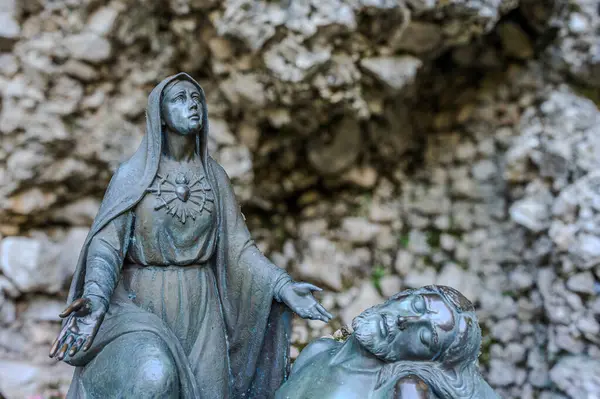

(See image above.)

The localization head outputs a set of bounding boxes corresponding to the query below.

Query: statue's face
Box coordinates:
[352,292,456,362]
[161,80,203,136]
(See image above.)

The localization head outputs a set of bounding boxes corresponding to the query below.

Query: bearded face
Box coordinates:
[352,292,456,363]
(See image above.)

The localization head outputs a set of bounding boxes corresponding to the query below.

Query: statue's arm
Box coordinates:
[82,211,133,309]
[211,159,332,321]
[211,159,292,299]
[50,211,133,360]
[391,375,431,399]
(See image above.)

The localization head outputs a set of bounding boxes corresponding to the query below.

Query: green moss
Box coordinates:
[398,233,410,248]
[572,83,600,107]
[478,325,493,366]
[502,290,519,299]
[456,261,469,271]
[371,265,386,292]
[426,230,441,248]
[357,193,372,217]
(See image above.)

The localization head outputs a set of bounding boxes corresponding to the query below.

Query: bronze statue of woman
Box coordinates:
[49,73,333,399]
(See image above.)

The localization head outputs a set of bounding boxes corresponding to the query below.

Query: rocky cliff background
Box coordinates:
[0,0,599,398]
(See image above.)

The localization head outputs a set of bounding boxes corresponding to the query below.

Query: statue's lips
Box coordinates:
[189,114,200,120]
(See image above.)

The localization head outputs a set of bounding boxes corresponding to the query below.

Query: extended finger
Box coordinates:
[69,337,84,357]
[59,298,87,318]
[83,325,99,352]
[83,314,103,352]
[49,324,70,357]
[49,335,64,358]
[315,303,334,321]
[294,282,323,293]
[56,341,70,361]
[82,335,94,352]
[59,335,77,359]
[309,311,329,323]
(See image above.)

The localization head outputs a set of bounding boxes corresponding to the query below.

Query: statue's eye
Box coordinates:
[419,328,431,347]
[412,295,426,314]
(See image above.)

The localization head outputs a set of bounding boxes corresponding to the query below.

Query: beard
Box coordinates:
[352,310,400,362]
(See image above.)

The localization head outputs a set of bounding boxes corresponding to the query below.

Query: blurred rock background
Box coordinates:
[0,0,599,398]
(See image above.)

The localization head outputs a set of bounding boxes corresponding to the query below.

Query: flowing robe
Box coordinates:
[62,73,292,398]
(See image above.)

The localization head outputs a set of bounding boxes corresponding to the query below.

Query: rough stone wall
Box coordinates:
[0,0,599,398]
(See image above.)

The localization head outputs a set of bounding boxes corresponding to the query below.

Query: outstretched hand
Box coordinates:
[280,282,334,323]
[49,297,106,361]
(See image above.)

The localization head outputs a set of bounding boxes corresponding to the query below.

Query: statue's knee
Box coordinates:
[133,343,178,395]
[139,356,177,392]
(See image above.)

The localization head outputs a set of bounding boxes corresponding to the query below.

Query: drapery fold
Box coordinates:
[63,73,292,398]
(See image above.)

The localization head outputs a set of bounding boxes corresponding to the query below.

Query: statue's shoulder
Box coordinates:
[206,156,224,173]
[102,162,131,194]
[292,338,340,372]
[206,156,230,182]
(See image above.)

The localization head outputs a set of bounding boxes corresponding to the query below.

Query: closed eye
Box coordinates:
[411,294,427,314]
[419,328,431,347]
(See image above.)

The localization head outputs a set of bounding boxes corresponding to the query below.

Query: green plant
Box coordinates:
[398,233,410,248]
[371,265,386,292]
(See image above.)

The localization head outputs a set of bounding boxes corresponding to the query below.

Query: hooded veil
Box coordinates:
[65,73,292,398]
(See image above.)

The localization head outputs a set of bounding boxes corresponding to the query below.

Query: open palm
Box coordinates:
[280,282,334,323]
[49,297,105,360]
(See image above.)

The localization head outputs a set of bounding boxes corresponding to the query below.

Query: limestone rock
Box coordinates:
[263,35,331,83]
[50,198,100,226]
[379,275,402,298]
[336,217,381,244]
[63,33,112,63]
[7,188,58,215]
[215,146,253,180]
[391,22,442,54]
[0,294,16,325]
[0,230,86,294]
[550,356,600,399]
[341,281,383,326]
[308,117,361,176]
[566,272,596,295]
[0,360,74,399]
[87,6,120,36]
[215,0,285,51]
[498,22,534,60]
[21,296,65,322]
[359,56,422,92]
[541,0,600,87]
[488,359,518,386]
[405,266,437,289]
[436,263,481,303]
[509,184,553,233]
[0,12,20,50]
[297,236,345,292]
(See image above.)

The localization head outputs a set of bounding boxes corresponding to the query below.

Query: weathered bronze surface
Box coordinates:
[49,73,332,399]
[276,285,500,399]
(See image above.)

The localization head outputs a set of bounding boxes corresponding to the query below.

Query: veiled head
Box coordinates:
[352,285,481,367]
[160,79,204,136]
